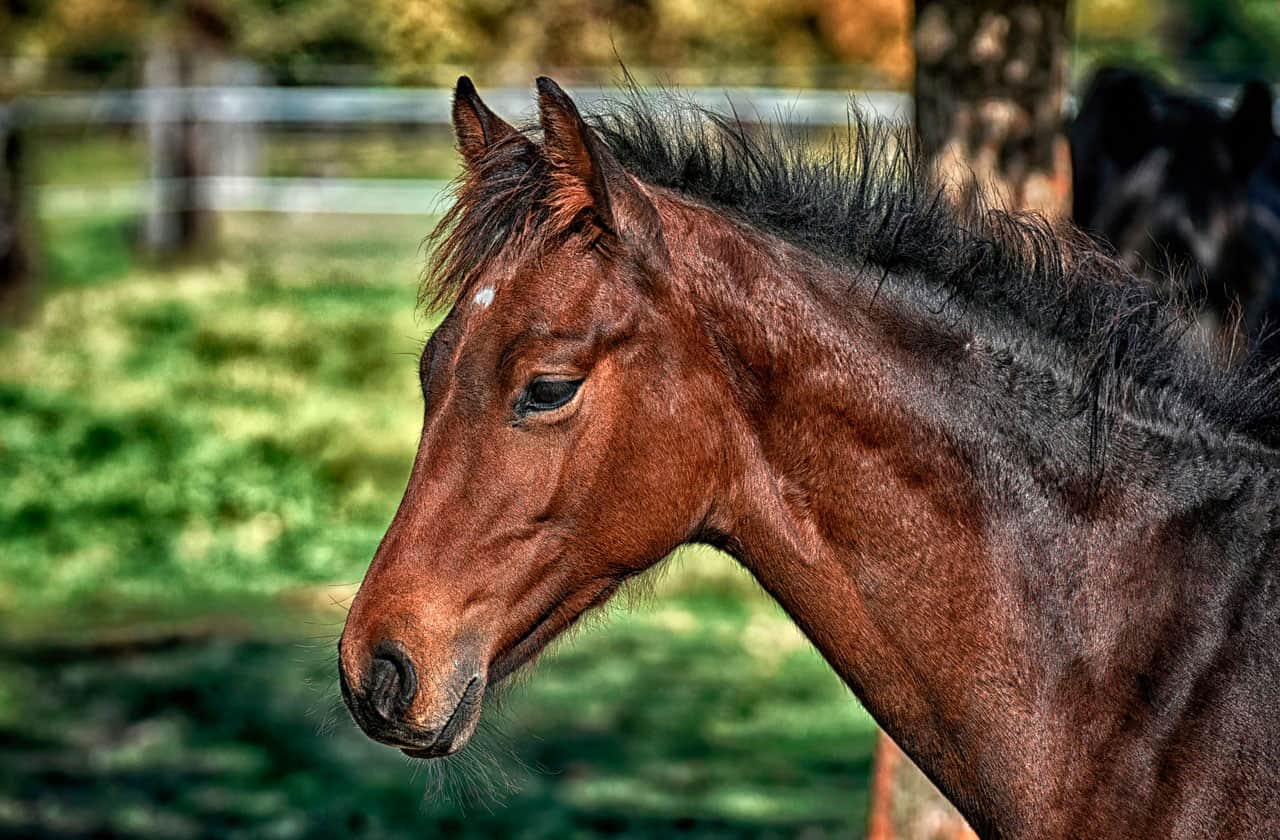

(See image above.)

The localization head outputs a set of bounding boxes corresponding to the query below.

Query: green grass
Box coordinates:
[38,212,140,289]
[0,558,877,838]
[32,130,464,187]
[2,214,431,628]
[262,129,463,180]
[32,131,147,187]
[0,210,878,837]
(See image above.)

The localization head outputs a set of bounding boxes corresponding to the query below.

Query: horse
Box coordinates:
[338,77,1280,838]
[1069,66,1280,348]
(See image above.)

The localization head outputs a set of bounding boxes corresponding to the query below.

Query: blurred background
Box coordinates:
[2,1,1279,838]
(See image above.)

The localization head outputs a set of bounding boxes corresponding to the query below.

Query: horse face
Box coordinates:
[337,79,721,757]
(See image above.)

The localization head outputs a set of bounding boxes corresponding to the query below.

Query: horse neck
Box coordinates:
[662,197,1275,834]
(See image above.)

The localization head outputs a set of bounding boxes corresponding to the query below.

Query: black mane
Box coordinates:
[424,88,1280,451]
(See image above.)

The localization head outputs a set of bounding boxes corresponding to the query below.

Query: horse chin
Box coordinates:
[400,733,471,760]
[401,673,487,760]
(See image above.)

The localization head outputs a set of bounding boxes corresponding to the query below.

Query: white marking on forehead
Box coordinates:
[473,286,496,309]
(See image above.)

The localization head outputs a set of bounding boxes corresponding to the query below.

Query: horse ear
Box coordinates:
[535,77,667,268]
[1098,71,1158,169]
[452,76,526,165]
[1228,80,1275,178]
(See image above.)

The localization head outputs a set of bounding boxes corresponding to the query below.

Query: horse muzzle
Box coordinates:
[338,638,487,758]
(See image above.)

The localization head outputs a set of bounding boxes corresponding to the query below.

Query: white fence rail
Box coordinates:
[40,177,454,217]
[23,85,910,127]
[27,85,911,219]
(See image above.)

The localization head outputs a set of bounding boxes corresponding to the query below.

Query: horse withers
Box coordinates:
[340,78,1280,838]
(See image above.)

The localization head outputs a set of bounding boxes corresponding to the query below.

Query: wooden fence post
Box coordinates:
[142,0,253,258]
[142,36,199,257]
[867,734,978,840]
[0,97,39,321]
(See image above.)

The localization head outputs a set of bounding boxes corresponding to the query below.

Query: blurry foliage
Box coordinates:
[373,0,911,87]
[1077,0,1163,37]
[2,0,151,84]
[6,0,1280,88]
[230,0,387,84]
[1073,0,1280,83]
[0,213,431,624]
[6,0,914,87]
[42,0,150,55]
[1166,0,1280,82]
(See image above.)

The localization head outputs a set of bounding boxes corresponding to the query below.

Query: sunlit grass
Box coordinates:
[32,130,464,188]
[32,132,147,187]
[2,214,431,628]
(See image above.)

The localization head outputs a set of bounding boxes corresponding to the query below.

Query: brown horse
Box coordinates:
[339,77,1280,838]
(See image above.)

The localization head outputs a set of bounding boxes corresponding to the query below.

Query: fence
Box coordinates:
[24,85,911,227]
[24,85,911,128]
[23,79,1276,236]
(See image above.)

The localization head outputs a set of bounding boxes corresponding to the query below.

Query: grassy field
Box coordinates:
[33,130,463,187]
[0,209,880,838]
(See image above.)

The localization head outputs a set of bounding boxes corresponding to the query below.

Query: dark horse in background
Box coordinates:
[1070,66,1280,352]
[338,77,1280,838]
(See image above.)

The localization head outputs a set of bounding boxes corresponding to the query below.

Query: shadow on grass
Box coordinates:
[0,603,876,839]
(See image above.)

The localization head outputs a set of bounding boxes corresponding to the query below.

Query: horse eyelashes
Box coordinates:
[517,378,582,414]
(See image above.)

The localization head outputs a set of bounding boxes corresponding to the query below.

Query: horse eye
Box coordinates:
[517,378,582,414]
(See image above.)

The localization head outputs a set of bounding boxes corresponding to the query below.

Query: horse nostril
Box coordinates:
[367,641,417,722]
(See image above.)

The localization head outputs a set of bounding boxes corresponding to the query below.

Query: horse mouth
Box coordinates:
[399,674,484,759]
[395,579,624,760]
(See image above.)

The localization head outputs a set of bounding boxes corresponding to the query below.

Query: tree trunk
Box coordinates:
[142,37,215,258]
[913,0,1072,216]
[142,1,241,259]
[867,734,977,840]
[867,2,1074,837]
[0,98,38,322]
